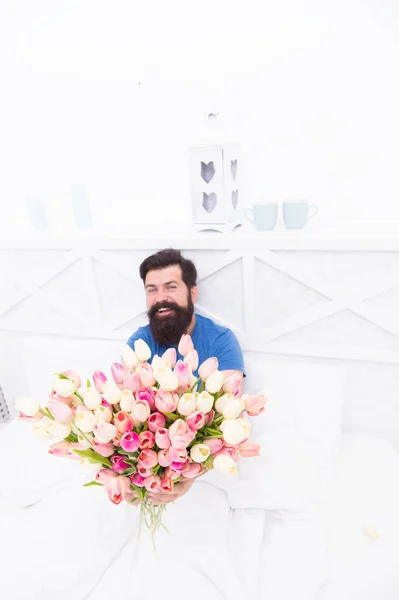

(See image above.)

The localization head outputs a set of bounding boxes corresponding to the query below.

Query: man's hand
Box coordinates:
[148,477,196,505]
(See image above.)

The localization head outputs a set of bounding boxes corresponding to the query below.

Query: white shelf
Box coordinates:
[1,217,399,250]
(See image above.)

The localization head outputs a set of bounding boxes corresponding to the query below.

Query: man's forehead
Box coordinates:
[145,265,183,285]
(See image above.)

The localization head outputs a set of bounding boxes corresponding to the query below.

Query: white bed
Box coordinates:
[1,427,399,600]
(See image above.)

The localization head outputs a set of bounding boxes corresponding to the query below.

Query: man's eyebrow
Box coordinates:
[145,280,179,289]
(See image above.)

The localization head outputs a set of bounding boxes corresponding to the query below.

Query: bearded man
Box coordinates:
[126,247,245,504]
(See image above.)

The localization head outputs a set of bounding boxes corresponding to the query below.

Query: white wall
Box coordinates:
[1,0,399,235]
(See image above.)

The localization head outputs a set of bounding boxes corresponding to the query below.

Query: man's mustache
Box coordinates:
[148,301,183,319]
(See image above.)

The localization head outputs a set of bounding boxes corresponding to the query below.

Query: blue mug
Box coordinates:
[282,200,318,229]
[245,203,278,231]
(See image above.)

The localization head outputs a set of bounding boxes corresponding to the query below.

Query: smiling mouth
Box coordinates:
[156,308,174,316]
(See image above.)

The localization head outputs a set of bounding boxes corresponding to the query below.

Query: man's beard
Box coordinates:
[148,296,194,346]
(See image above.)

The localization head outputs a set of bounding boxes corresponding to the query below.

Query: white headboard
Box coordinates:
[1,232,399,450]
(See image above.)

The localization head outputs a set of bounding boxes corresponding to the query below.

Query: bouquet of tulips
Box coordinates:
[14,334,266,539]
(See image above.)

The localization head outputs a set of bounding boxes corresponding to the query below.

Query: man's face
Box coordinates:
[145,265,198,345]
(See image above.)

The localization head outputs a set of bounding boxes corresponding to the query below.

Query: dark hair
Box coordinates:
[139,248,197,289]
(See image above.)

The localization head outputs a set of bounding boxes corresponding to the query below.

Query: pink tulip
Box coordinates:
[144,475,161,492]
[93,419,117,444]
[111,455,131,474]
[111,362,127,385]
[214,446,240,462]
[135,386,156,411]
[139,430,156,450]
[184,349,199,372]
[48,441,79,460]
[138,449,158,469]
[186,411,205,432]
[170,461,186,472]
[203,437,225,454]
[160,476,173,493]
[178,334,194,357]
[168,419,196,449]
[123,371,140,393]
[198,357,218,380]
[155,427,171,449]
[92,438,115,457]
[174,360,190,387]
[93,370,107,393]
[114,411,134,434]
[137,363,156,387]
[162,347,177,368]
[147,411,166,432]
[113,435,122,447]
[169,446,187,463]
[130,472,145,487]
[158,449,172,467]
[132,399,151,422]
[48,390,74,406]
[223,373,243,394]
[105,475,130,504]
[121,431,140,452]
[181,462,204,479]
[96,469,117,484]
[138,465,154,478]
[238,441,261,457]
[155,389,178,413]
[204,409,215,426]
[47,398,73,422]
[244,394,267,416]
[165,466,182,480]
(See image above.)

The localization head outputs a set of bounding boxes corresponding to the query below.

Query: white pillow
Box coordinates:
[225,356,347,512]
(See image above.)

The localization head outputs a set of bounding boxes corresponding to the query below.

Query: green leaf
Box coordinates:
[44,407,55,420]
[123,467,137,475]
[163,411,178,422]
[57,373,69,380]
[83,481,103,487]
[198,381,205,393]
[152,464,161,474]
[86,378,91,388]
[73,449,112,468]
[188,378,200,393]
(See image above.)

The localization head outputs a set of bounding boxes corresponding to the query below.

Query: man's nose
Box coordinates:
[156,288,168,303]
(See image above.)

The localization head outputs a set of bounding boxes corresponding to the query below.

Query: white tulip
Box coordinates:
[52,375,76,397]
[33,418,52,439]
[78,433,93,449]
[190,444,211,463]
[222,399,243,419]
[93,420,117,444]
[215,393,234,414]
[83,387,102,410]
[121,344,139,369]
[134,339,152,362]
[220,418,251,446]
[14,396,40,417]
[213,454,238,475]
[102,381,122,405]
[177,393,197,416]
[79,458,102,471]
[75,410,97,433]
[196,391,214,413]
[47,421,71,439]
[156,368,179,391]
[120,389,135,412]
[205,370,224,394]
[94,405,112,423]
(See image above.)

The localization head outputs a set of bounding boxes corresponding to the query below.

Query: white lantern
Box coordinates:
[188,108,242,233]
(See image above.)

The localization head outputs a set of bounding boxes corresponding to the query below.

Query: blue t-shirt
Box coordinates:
[126,314,244,375]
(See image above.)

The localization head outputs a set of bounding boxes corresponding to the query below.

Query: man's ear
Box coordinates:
[191,285,198,304]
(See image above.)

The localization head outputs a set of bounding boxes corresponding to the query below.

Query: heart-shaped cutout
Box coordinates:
[231,159,238,180]
[232,189,238,209]
[203,192,217,213]
[201,161,216,184]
